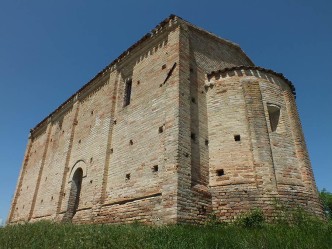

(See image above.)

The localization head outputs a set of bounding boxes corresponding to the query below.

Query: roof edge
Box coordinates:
[30,14,180,134]
[30,15,258,135]
[177,17,255,66]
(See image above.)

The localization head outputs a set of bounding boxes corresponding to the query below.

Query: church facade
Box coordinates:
[8,15,323,225]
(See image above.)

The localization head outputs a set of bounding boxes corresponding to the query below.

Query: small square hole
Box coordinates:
[205,139,209,146]
[191,133,196,141]
[152,165,159,173]
[129,139,133,145]
[198,205,206,215]
[159,126,164,133]
[234,135,241,141]
[126,173,131,180]
[191,97,196,103]
[216,169,225,176]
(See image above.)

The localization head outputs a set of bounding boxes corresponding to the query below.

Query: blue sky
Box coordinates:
[0,0,331,222]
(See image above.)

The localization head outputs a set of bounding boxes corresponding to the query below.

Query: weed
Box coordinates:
[1,215,331,249]
[235,208,265,228]
[204,212,224,227]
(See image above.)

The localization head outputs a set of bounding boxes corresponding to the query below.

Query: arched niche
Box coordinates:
[63,167,84,221]
[62,160,87,222]
[68,160,87,183]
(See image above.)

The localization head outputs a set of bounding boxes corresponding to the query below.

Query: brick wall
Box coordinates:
[8,16,323,225]
[206,68,323,220]
[9,18,183,225]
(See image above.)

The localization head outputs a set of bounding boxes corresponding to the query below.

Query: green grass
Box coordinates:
[1,220,331,249]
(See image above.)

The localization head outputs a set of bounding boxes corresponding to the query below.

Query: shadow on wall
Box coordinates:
[63,168,83,222]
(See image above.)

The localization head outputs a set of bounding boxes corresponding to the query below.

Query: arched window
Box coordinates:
[267,103,280,132]
[64,168,83,221]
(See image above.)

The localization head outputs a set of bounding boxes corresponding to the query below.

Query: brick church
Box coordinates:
[8,15,323,225]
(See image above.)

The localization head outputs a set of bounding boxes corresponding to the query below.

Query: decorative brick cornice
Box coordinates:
[30,15,256,134]
[207,66,296,96]
[30,15,180,134]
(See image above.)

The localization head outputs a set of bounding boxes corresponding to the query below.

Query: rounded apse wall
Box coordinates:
[205,66,323,221]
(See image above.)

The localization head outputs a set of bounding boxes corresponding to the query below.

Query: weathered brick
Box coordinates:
[7,15,323,225]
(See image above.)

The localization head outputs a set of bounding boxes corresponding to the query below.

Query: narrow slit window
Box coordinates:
[124,79,132,107]
[267,104,280,132]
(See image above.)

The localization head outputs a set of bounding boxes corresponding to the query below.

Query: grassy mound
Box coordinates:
[1,218,331,249]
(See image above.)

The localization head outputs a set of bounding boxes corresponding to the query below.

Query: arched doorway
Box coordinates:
[63,168,83,221]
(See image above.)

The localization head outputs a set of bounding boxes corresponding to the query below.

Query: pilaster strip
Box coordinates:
[100,72,119,204]
[55,102,80,217]
[28,123,52,220]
